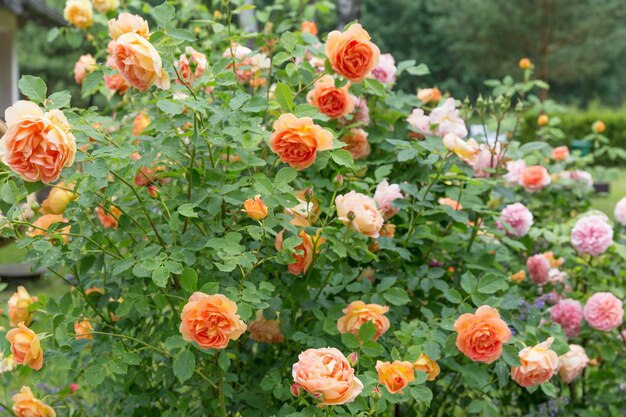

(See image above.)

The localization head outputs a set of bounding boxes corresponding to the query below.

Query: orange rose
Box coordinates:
[29,214,70,242]
[306,75,354,118]
[379,223,396,239]
[537,114,549,127]
[73,54,97,84]
[551,146,569,161]
[6,323,43,370]
[132,112,151,136]
[510,270,526,283]
[413,353,440,381]
[453,305,511,364]
[511,337,559,387]
[337,301,390,341]
[111,33,170,91]
[301,21,318,35]
[376,360,415,394]
[520,165,551,192]
[276,230,323,275]
[417,87,442,104]
[341,128,371,160]
[64,0,93,29]
[41,182,76,215]
[284,190,321,227]
[108,13,149,40]
[592,120,605,133]
[12,386,56,417]
[326,24,380,83]
[518,58,532,70]
[97,205,121,229]
[0,101,76,184]
[243,195,269,220]
[269,114,333,170]
[74,318,93,340]
[179,292,247,349]
[8,286,37,327]
[247,310,284,343]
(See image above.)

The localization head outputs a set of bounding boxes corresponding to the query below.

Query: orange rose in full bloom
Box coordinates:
[6,323,43,370]
[341,128,371,160]
[110,33,170,91]
[301,21,318,35]
[108,13,149,40]
[511,337,559,387]
[179,292,247,349]
[243,195,269,220]
[74,318,93,340]
[520,165,551,192]
[307,75,354,118]
[453,305,511,364]
[376,360,415,394]
[0,101,76,184]
[8,286,37,327]
[12,386,56,417]
[269,114,333,170]
[326,24,380,83]
[336,301,390,341]
[551,146,569,161]
[413,353,440,381]
[247,310,284,344]
[97,205,121,229]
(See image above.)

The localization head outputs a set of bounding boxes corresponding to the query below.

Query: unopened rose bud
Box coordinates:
[147,185,161,199]
[312,392,324,402]
[69,383,79,393]
[537,114,549,127]
[372,387,382,398]
[347,352,358,366]
[518,57,532,70]
[304,187,313,200]
[334,174,344,186]
[243,195,269,221]
[290,383,302,397]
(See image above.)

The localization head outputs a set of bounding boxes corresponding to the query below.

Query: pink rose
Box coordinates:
[551,146,569,161]
[374,180,404,219]
[371,53,397,84]
[407,108,431,134]
[175,47,207,85]
[504,159,526,184]
[429,98,467,138]
[497,203,533,238]
[336,191,384,238]
[614,197,626,226]
[583,292,623,331]
[526,254,551,285]
[570,214,613,256]
[511,337,559,387]
[550,299,583,338]
[558,344,589,383]
[473,143,501,178]
[73,54,97,84]
[559,170,593,189]
[111,33,170,91]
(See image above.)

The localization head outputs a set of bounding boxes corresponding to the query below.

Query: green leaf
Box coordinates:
[461,272,477,294]
[85,364,106,386]
[406,63,430,76]
[84,159,109,178]
[45,91,71,109]
[180,268,198,292]
[443,289,462,304]
[177,203,198,218]
[173,350,195,384]
[539,382,558,398]
[383,288,411,306]
[274,167,297,186]
[82,71,103,97]
[357,321,377,342]
[157,99,184,115]
[152,2,176,28]
[477,273,508,294]
[280,32,297,53]
[330,149,354,168]
[165,335,187,350]
[409,386,433,406]
[18,75,47,103]
[152,266,170,287]
[168,28,196,41]
[275,83,294,112]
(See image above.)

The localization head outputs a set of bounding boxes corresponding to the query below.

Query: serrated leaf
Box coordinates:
[180,267,198,292]
[330,149,354,168]
[45,91,71,109]
[18,75,47,103]
[477,273,508,294]
[152,2,175,28]
[173,350,195,384]
[152,266,170,287]
[274,83,294,111]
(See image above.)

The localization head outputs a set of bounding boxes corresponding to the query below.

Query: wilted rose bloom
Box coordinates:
[8,286,37,327]
[379,223,396,238]
[550,299,583,338]
[558,344,589,383]
[326,23,380,83]
[284,191,320,227]
[570,214,613,256]
[12,386,56,417]
[97,205,121,229]
[336,301,390,341]
[526,253,551,285]
[64,0,93,29]
[108,13,149,40]
[0,101,76,184]
[301,21,318,35]
[438,197,462,210]
[74,318,93,340]
[73,54,97,84]
[175,47,207,85]
[306,75,354,118]
[6,323,43,370]
[341,128,371,160]
[371,53,397,84]
[132,112,151,136]
[336,191,384,238]
[453,305,511,364]
[417,87,442,104]
[407,108,431,134]
[552,146,569,161]
[429,98,468,138]
[497,202,533,238]
[242,195,268,220]
[374,180,404,218]
[443,134,480,165]
[473,143,501,178]
[111,33,170,91]
[269,114,333,170]
[511,337,559,387]
[413,353,440,381]
[376,360,415,394]
[520,165,551,192]
[41,182,76,215]
[504,159,526,185]
[614,197,626,226]
[583,292,623,331]
[92,0,118,13]
[247,310,284,344]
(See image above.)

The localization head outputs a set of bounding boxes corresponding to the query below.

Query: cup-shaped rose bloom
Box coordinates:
[583,292,624,331]
[108,13,150,40]
[526,254,551,285]
[248,310,284,344]
[337,301,390,341]
[175,47,207,85]
[269,114,333,170]
[504,159,526,185]
[103,56,130,94]
[443,134,480,165]
[376,360,415,394]
[243,195,268,220]
[374,180,403,219]
[93,0,118,13]
[325,23,380,83]
[307,75,354,119]
[179,292,247,349]
[8,286,36,327]
[550,299,584,338]
[336,191,384,238]
[371,53,397,84]
[63,0,93,29]
[439,197,463,210]
[453,305,511,364]
[12,386,56,417]
[0,101,77,184]
[511,337,559,387]
[558,344,589,384]
[417,87,442,104]
[413,353,440,381]
[73,54,97,85]
[570,214,613,256]
[341,128,371,160]
[614,197,626,226]
[111,33,170,91]
[552,146,569,161]
[97,206,121,229]
[292,347,363,406]
[41,182,76,215]
[520,165,551,192]
[6,323,43,371]
[497,202,533,238]
[74,318,93,340]
[301,21,318,35]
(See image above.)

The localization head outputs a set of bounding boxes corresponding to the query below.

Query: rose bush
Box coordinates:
[0,1,625,417]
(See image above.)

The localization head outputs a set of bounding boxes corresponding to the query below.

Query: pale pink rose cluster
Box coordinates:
[558,344,589,383]
[371,53,397,84]
[558,170,593,190]
[583,292,623,331]
[497,203,533,238]
[550,299,584,338]
[526,253,551,285]
[570,214,613,256]
[614,197,626,226]
[374,180,404,219]
[504,159,526,184]
[407,98,467,138]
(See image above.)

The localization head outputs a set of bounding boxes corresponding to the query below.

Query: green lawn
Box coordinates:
[590,168,626,219]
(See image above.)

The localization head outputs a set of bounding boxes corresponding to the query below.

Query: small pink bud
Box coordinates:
[312,392,324,402]
[304,187,314,199]
[347,351,358,366]
[69,383,79,393]
[334,174,344,186]
[372,387,382,398]
[147,185,161,199]
[290,383,302,397]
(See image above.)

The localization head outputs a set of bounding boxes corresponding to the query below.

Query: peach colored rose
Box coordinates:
[337,301,390,341]
[453,305,511,364]
[376,360,415,394]
[301,21,318,35]
[292,347,363,406]
[275,230,322,275]
[6,323,43,371]
[413,353,440,381]
[439,197,462,210]
[341,128,371,160]
[108,13,149,40]
[558,344,589,383]
[325,23,380,83]
[12,386,56,417]
[175,47,207,85]
[284,190,321,227]
[222,44,270,84]
[243,195,268,220]
[96,205,121,229]
[417,87,442,104]
[179,292,247,349]
[511,337,559,387]
[538,114,549,127]
[510,270,526,283]
[520,165,551,192]
[379,223,396,238]
[0,352,16,374]
[8,286,37,327]
[443,134,479,165]
[248,310,284,344]
[336,191,384,238]
[593,120,605,133]
[552,146,569,161]
[64,0,93,29]
[111,33,170,91]
[0,101,77,184]
[29,214,70,242]
[74,318,93,340]
[132,112,151,136]
[41,182,76,215]
[92,0,118,13]
[73,54,97,85]
[269,114,333,170]
[307,75,354,118]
